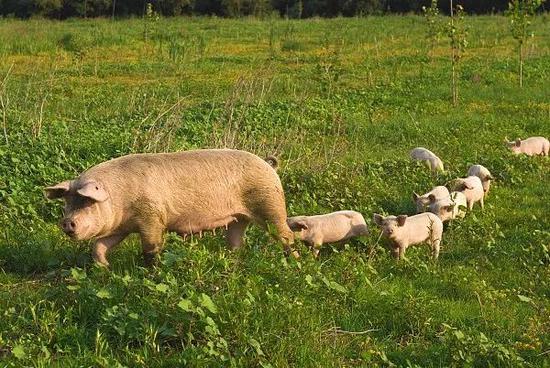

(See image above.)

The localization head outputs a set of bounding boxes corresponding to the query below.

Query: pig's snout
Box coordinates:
[61,218,77,236]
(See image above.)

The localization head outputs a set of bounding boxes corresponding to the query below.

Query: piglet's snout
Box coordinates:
[61,218,77,236]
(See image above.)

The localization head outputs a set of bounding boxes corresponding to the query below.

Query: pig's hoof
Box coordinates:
[287,250,300,260]
[143,253,159,267]
[92,258,110,268]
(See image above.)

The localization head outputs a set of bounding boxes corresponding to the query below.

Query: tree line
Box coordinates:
[0,0,546,19]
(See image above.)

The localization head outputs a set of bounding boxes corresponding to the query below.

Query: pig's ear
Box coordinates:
[396,215,407,226]
[264,156,278,170]
[412,192,420,201]
[288,220,308,231]
[515,138,521,147]
[44,180,71,199]
[485,174,494,181]
[463,182,474,190]
[77,181,109,202]
[428,194,436,203]
[296,221,308,230]
[373,214,384,226]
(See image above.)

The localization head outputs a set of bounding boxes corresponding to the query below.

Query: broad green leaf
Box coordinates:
[328,281,347,294]
[70,267,86,281]
[248,338,265,356]
[305,274,316,287]
[155,283,169,293]
[454,330,465,340]
[199,293,218,314]
[96,288,112,299]
[12,345,25,359]
[178,299,194,312]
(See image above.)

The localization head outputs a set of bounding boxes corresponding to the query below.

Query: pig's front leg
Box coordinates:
[140,225,165,267]
[93,234,127,267]
[398,244,407,260]
[310,236,323,258]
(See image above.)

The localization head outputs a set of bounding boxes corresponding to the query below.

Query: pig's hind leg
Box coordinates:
[139,224,166,266]
[259,213,298,259]
[226,217,250,250]
[251,192,299,258]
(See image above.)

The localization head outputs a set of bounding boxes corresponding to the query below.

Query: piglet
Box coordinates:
[410,147,444,172]
[373,212,443,260]
[450,175,484,210]
[287,210,368,257]
[506,137,549,156]
[412,185,450,213]
[467,164,493,195]
[428,191,467,222]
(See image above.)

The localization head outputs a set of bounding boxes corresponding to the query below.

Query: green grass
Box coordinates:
[0,15,549,367]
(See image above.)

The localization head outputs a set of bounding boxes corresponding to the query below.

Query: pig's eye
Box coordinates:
[71,195,95,208]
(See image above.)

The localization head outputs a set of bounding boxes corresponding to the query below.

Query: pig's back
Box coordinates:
[523,137,549,154]
[430,186,450,200]
[309,211,366,242]
[411,147,436,160]
[86,149,273,187]
[464,176,484,196]
[407,213,443,243]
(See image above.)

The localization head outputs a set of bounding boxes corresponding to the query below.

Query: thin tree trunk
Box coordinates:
[450,0,457,106]
[519,43,523,88]
[112,0,116,20]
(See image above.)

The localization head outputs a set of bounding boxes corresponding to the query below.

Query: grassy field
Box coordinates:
[0,15,549,367]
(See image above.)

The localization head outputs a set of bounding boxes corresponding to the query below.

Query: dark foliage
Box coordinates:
[0,0,546,18]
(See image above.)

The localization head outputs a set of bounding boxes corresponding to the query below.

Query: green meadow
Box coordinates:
[0,15,549,366]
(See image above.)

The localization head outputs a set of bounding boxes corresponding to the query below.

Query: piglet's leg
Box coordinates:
[391,246,400,260]
[140,225,165,267]
[312,242,323,258]
[431,238,441,259]
[398,245,406,260]
[93,234,127,267]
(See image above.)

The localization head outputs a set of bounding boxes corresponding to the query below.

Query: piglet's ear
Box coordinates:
[515,138,521,147]
[396,215,407,226]
[373,214,384,226]
[288,220,308,231]
[485,174,494,181]
[412,192,420,201]
[293,221,308,230]
[444,205,455,213]
[77,181,109,202]
[428,194,436,203]
[463,182,474,190]
[44,180,71,200]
